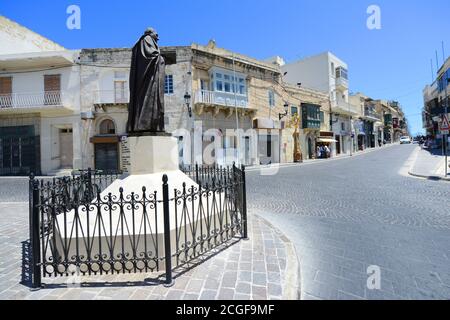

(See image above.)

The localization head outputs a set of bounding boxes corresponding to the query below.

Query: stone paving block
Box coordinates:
[252,272,267,287]
[185,279,204,293]
[252,261,266,273]
[238,262,252,271]
[199,289,217,300]
[217,288,235,300]
[238,271,252,283]
[225,261,238,271]
[204,278,220,290]
[166,289,184,300]
[266,263,280,273]
[183,293,199,300]
[251,285,267,300]
[235,282,251,295]
[221,271,237,288]
[172,276,189,290]
[267,283,282,297]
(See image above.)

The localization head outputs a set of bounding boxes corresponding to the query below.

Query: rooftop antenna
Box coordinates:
[435,50,439,71]
[430,59,434,82]
[442,41,446,62]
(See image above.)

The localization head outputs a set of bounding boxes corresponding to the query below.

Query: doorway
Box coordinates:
[95,143,119,171]
[59,128,73,168]
[335,135,341,155]
[307,137,313,159]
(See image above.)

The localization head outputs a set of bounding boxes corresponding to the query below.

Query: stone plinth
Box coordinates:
[128,135,179,175]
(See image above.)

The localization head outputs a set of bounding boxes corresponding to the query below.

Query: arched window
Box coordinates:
[99,119,116,135]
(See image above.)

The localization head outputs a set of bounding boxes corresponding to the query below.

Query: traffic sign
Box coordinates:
[440,114,450,134]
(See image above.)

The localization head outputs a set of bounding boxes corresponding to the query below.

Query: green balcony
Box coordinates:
[301,103,321,130]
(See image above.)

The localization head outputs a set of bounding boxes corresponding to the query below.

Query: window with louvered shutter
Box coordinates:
[44,74,61,105]
[0,77,12,107]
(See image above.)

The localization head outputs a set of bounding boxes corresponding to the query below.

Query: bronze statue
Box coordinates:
[127,27,165,134]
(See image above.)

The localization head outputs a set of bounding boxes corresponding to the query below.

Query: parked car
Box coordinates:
[400,136,412,144]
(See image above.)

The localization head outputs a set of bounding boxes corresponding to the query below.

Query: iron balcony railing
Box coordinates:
[364,108,381,121]
[28,165,247,288]
[93,90,130,105]
[0,91,64,109]
[195,90,248,108]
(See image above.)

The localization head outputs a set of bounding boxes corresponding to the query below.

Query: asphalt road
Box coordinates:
[247,144,450,300]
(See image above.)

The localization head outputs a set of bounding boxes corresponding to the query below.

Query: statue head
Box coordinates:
[145,27,159,41]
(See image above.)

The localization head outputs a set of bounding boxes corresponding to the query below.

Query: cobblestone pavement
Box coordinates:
[247,144,450,300]
[0,199,299,300]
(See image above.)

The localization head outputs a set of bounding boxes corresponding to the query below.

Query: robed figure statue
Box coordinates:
[127,28,166,134]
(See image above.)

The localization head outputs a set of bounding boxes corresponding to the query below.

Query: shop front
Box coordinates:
[253,118,283,165]
[317,131,336,159]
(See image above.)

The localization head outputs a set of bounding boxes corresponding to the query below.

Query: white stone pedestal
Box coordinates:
[128,135,179,174]
[52,135,224,270]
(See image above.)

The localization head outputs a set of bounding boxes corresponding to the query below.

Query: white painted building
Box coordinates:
[0,15,82,175]
[282,52,359,156]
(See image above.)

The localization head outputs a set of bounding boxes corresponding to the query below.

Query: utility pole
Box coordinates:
[231,54,240,166]
[444,75,449,176]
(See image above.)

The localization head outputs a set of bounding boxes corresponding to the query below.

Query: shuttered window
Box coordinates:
[44,74,61,105]
[114,81,127,103]
[0,77,12,107]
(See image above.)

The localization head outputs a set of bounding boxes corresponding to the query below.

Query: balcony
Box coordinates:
[384,114,393,126]
[195,90,248,108]
[335,67,348,91]
[332,96,359,116]
[301,103,322,130]
[0,91,71,114]
[94,90,130,106]
[335,76,348,91]
[363,107,381,122]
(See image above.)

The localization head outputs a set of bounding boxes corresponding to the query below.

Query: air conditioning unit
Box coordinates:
[81,111,95,120]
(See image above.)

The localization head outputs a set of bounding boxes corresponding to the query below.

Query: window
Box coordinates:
[341,122,345,131]
[99,119,116,135]
[114,81,127,103]
[44,74,61,105]
[336,67,348,80]
[114,71,127,79]
[0,77,12,107]
[320,111,324,123]
[224,82,231,93]
[239,80,246,95]
[210,68,246,95]
[438,68,450,93]
[165,75,174,94]
[331,62,335,77]
[301,103,321,129]
[216,80,223,91]
[291,106,298,116]
[268,90,275,107]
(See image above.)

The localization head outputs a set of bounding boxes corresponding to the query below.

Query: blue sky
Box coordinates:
[1,0,449,135]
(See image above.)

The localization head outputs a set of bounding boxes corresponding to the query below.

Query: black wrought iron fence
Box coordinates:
[28,165,247,289]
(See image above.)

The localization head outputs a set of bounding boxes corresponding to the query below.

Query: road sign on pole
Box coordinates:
[440,114,450,134]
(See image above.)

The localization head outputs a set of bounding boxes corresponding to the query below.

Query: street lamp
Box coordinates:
[184,92,192,118]
[279,102,289,121]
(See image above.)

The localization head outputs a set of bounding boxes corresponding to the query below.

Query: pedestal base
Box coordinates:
[128,135,179,175]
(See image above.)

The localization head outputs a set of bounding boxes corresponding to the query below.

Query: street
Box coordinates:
[247,145,450,299]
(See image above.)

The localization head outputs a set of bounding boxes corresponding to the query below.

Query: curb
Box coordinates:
[257,215,301,300]
[407,147,450,182]
[407,171,450,182]
[246,143,398,172]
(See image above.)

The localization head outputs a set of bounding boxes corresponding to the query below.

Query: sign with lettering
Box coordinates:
[440,114,449,134]
[120,135,130,173]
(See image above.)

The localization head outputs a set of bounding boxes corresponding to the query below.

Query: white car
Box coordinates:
[400,136,412,144]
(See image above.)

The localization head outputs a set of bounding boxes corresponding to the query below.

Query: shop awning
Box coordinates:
[317,138,338,143]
